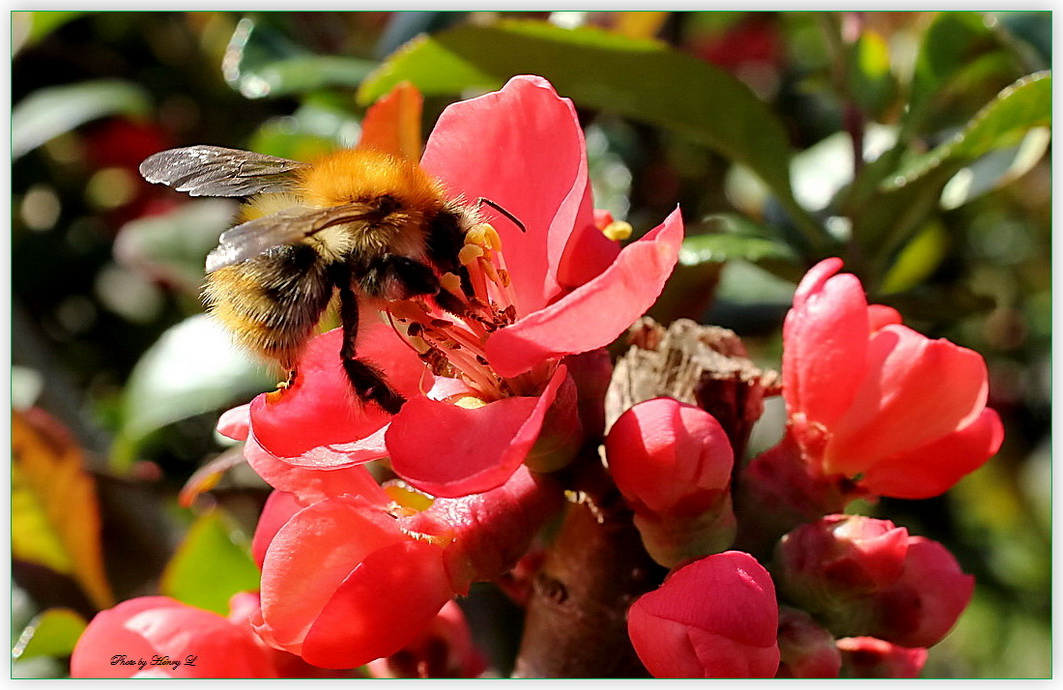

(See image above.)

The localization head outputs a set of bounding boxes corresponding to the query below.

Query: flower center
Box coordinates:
[384,222,519,401]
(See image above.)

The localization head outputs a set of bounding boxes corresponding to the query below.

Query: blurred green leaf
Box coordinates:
[12,608,87,661]
[855,71,1049,279]
[234,54,378,99]
[113,314,276,471]
[878,220,948,294]
[939,126,1051,210]
[890,71,1051,188]
[223,16,376,99]
[249,98,362,160]
[160,509,260,615]
[12,79,151,159]
[682,215,800,266]
[15,11,84,47]
[114,199,237,295]
[849,29,896,117]
[359,19,827,249]
[904,12,998,138]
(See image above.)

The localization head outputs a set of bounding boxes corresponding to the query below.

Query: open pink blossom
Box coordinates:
[782,257,1003,499]
[236,74,682,499]
[627,551,780,677]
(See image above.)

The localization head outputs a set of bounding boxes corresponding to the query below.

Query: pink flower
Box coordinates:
[251,466,561,669]
[836,636,928,678]
[627,551,780,677]
[782,257,1004,499]
[71,596,277,678]
[237,74,682,499]
[605,397,736,566]
[776,515,974,649]
[366,600,487,678]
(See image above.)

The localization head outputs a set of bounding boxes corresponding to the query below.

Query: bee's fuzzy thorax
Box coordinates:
[297,148,447,212]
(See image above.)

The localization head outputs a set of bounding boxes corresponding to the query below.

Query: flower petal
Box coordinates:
[300,540,452,669]
[421,75,596,315]
[484,207,683,378]
[249,322,425,460]
[856,407,1004,499]
[387,365,569,497]
[782,260,869,428]
[827,324,990,471]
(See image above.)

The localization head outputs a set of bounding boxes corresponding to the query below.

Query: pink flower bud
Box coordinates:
[606,397,733,516]
[606,398,737,567]
[837,636,928,678]
[783,258,1003,499]
[776,606,840,678]
[777,516,974,648]
[71,596,277,678]
[627,551,780,677]
[366,600,487,678]
[777,515,909,602]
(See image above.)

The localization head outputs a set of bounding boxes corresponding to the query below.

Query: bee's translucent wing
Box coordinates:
[139,145,308,197]
[206,203,379,272]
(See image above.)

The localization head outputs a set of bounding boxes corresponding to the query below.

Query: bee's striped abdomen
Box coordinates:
[203,242,334,368]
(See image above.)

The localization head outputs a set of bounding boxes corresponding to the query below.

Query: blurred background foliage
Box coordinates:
[10,11,1050,678]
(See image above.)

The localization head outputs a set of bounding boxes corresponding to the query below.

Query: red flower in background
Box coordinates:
[238,74,682,499]
[782,258,1003,499]
[627,551,780,678]
[71,596,277,678]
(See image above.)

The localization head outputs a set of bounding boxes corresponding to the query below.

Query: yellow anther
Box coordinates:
[440,272,464,295]
[454,395,488,410]
[481,223,502,251]
[603,220,633,241]
[458,244,484,266]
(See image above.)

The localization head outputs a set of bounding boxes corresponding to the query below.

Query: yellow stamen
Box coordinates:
[458,244,484,266]
[603,220,633,241]
[440,271,464,296]
[454,395,488,410]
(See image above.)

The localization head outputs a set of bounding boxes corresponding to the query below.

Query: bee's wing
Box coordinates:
[205,203,379,272]
[139,145,308,197]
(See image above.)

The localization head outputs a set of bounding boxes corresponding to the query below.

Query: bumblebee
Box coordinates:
[139,145,502,414]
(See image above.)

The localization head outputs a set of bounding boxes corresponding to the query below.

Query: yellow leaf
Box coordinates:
[11,409,113,609]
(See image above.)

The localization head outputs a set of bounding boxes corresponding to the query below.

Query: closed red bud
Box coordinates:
[777,516,973,649]
[606,397,733,516]
[776,606,841,678]
[837,636,928,678]
[627,551,780,677]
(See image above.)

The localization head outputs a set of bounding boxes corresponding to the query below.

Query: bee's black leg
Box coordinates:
[335,268,406,414]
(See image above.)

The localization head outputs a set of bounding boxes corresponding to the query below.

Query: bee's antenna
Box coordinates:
[476,197,526,233]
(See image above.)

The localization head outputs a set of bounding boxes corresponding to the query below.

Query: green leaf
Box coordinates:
[889,71,1051,188]
[12,79,151,159]
[113,314,276,471]
[12,608,88,661]
[681,216,799,266]
[878,221,949,294]
[849,29,896,117]
[13,11,85,49]
[904,12,998,138]
[234,54,379,99]
[855,72,1050,279]
[248,99,362,160]
[114,199,238,296]
[358,19,827,249]
[160,509,260,615]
